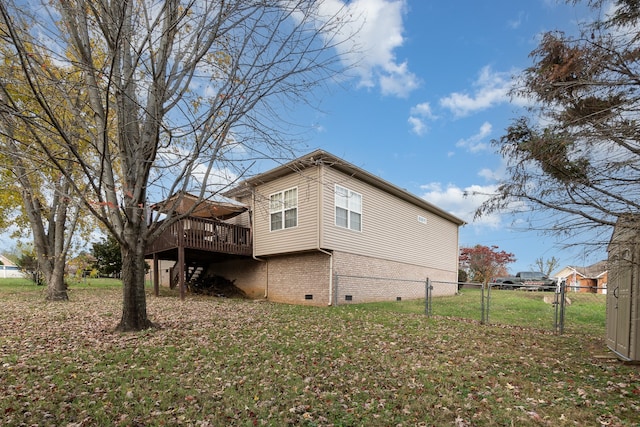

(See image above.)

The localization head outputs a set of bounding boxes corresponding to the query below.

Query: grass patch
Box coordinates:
[350,288,607,336]
[0,277,153,296]
[0,277,40,292]
[0,286,637,426]
[65,277,124,289]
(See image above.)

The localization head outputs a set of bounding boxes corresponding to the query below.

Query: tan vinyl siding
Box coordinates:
[321,167,458,273]
[252,168,319,256]
[224,210,251,228]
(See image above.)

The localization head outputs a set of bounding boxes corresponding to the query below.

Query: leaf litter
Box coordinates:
[0,287,638,426]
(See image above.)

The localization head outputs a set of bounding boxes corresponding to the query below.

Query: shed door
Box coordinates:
[607,252,632,359]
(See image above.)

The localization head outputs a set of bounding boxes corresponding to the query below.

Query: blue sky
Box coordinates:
[1,0,606,275]
[292,0,604,274]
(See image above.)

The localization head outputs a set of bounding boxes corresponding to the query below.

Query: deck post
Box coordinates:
[178,220,186,300]
[153,254,159,296]
[144,218,252,300]
[178,245,185,300]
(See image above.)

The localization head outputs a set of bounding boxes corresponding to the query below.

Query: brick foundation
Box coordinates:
[203,250,457,306]
[332,251,457,304]
[263,252,331,306]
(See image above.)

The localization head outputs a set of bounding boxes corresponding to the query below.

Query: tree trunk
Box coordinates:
[0,0,356,331]
[116,235,153,332]
[44,257,68,301]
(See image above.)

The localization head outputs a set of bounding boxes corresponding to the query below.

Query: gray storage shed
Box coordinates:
[607,215,640,361]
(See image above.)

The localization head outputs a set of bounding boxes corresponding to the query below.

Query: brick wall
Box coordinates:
[202,249,457,306]
[265,251,331,306]
[332,251,457,304]
[207,252,332,305]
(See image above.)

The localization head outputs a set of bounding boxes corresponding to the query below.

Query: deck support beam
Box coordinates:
[178,220,186,300]
[153,254,159,296]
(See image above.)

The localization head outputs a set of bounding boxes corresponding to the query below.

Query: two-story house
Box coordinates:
[146,150,465,305]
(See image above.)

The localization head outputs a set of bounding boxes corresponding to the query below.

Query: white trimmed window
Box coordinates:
[270,187,297,231]
[335,185,362,231]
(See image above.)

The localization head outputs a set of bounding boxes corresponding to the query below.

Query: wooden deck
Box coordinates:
[146,217,252,300]
[146,217,252,257]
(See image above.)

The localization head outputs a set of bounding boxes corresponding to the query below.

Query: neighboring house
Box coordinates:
[146,150,465,305]
[0,254,15,267]
[553,260,608,294]
[0,254,22,279]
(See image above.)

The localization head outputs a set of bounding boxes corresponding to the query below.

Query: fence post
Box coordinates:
[480,282,486,325]
[553,280,559,333]
[553,278,566,335]
[333,271,339,307]
[558,278,566,335]
[425,278,432,317]
[486,281,492,325]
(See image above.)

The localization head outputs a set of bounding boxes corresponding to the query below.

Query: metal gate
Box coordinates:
[425,280,604,335]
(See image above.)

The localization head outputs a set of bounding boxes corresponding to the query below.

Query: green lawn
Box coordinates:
[0,277,150,295]
[357,287,607,336]
[0,282,637,426]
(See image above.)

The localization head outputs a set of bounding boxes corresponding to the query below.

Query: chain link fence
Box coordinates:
[556,282,607,335]
[436,279,606,335]
[334,274,606,335]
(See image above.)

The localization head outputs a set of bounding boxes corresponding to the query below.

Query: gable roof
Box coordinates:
[224,149,465,226]
[0,254,16,267]
[553,260,608,279]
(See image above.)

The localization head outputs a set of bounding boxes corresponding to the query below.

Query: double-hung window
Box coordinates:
[270,187,297,231]
[335,185,362,231]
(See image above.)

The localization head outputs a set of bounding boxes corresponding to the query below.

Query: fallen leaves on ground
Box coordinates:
[0,287,638,426]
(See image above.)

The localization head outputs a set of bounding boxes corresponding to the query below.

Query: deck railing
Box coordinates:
[146,217,252,256]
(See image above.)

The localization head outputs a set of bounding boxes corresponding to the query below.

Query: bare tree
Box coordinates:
[475,1,640,253]
[0,0,355,330]
[531,256,560,277]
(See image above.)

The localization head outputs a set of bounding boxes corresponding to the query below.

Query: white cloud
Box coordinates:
[408,102,435,136]
[420,182,502,228]
[478,167,501,181]
[507,11,526,29]
[317,0,419,97]
[410,102,435,118]
[408,116,427,136]
[440,66,523,117]
[378,60,421,97]
[455,121,492,152]
[191,164,240,193]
